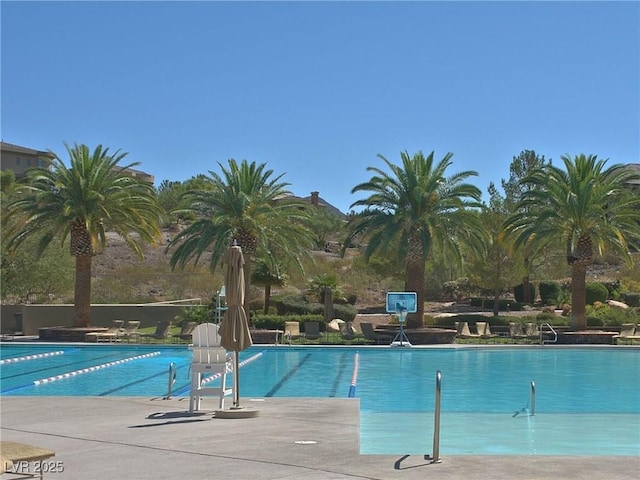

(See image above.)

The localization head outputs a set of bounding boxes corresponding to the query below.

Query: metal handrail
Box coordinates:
[530,381,536,416]
[425,370,442,464]
[164,362,177,399]
[540,323,558,345]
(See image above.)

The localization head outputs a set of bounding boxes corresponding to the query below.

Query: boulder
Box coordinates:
[607,300,629,310]
[326,319,345,332]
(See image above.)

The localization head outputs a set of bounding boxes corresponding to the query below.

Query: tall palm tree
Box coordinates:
[3,143,162,327]
[168,159,315,310]
[346,151,483,328]
[506,154,640,329]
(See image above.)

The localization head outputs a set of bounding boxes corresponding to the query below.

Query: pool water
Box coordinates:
[1,344,638,456]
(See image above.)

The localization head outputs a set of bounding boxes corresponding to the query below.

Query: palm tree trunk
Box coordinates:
[243,255,252,315]
[492,290,500,317]
[405,259,425,329]
[73,255,92,327]
[263,284,271,314]
[570,264,588,330]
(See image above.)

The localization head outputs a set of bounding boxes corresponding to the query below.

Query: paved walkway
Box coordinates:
[1,397,637,479]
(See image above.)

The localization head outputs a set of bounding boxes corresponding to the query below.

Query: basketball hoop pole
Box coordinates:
[385,292,415,348]
[391,309,412,347]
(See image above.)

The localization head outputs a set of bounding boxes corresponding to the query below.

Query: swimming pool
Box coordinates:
[1,343,638,456]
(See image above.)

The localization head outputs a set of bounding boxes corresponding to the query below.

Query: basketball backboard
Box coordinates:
[385,292,417,313]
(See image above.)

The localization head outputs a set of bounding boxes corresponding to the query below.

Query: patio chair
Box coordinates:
[339,321,360,341]
[172,321,197,343]
[139,319,172,343]
[613,323,640,345]
[189,323,233,413]
[360,322,392,345]
[303,321,321,342]
[118,321,141,343]
[85,320,124,343]
[284,321,302,345]
[508,322,527,343]
[477,321,498,342]
[455,321,480,341]
[524,322,540,343]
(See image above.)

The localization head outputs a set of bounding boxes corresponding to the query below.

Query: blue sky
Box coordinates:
[2,1,638,214]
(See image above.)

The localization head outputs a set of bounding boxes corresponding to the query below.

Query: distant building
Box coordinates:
[118,166,154,184]
[0,142,154,183]
[277,191,345,218]
[0,142,54,177]
[303,191,346,218]
[626,163,640,191]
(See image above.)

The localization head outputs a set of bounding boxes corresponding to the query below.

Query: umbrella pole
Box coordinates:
[233,351,240,409]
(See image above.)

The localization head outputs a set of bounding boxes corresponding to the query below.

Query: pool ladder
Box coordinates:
[540,323,558,345]
[424,370,442,464]
[529,381,536,415]
[163,362,177,399]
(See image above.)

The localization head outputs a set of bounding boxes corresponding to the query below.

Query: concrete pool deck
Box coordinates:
[1,396,638,480]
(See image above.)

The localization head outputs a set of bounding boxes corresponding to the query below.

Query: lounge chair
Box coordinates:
[303,321,321,342]
[284,321,302,345]
[613,323,640,345]
[172,321,197,343]
[508,322,527,343]
[360,322,392,344]
[189,323,233,413]
[139,319,172,343]
[477,321,498,342]
[119,320,141,343]
[85,320,124,343]
[524,322,540,343]
[455,321,480,341]
[339,321,361,341]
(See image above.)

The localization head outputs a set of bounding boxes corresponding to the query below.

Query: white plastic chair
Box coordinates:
[189,323,233,413]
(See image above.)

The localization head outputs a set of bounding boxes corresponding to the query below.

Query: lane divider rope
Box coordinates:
[200,351,264,386]
[348,352,359,398]
[0,351,64,365]
[33,351,161,385]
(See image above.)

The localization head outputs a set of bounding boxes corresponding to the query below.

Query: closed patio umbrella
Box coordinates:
[218,244,253,410]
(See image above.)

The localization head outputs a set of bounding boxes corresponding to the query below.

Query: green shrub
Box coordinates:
[539,280,561,305]
[470,297,483,307]
[513,283,535,304]
[535,312,556,323]
[601,280,621,299]
[621,292,640,307]
[252,314,324,330]
[273,294,319,315]
[480,299,524,311]
[585,304,640,326]
[442,280,462,300]
[176,304,214,325]
[586,316,604,327]
[333,303,357,322]
[585,282,609,305]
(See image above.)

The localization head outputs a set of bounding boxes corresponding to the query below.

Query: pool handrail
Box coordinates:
[540,323,558,345]
[530,380,536,415]
[424,370,442,464]
[164,362,177,399]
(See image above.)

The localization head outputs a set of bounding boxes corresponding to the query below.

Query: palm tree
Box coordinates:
[251,258,287,314]
[346,151,483,328]
[168,159,315,310]
[3,143,162,327]
[506,154,640,329]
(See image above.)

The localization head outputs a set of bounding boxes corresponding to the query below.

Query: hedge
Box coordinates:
[539,280,561,305]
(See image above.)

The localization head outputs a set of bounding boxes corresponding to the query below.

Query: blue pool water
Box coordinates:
[1,344,638,456]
